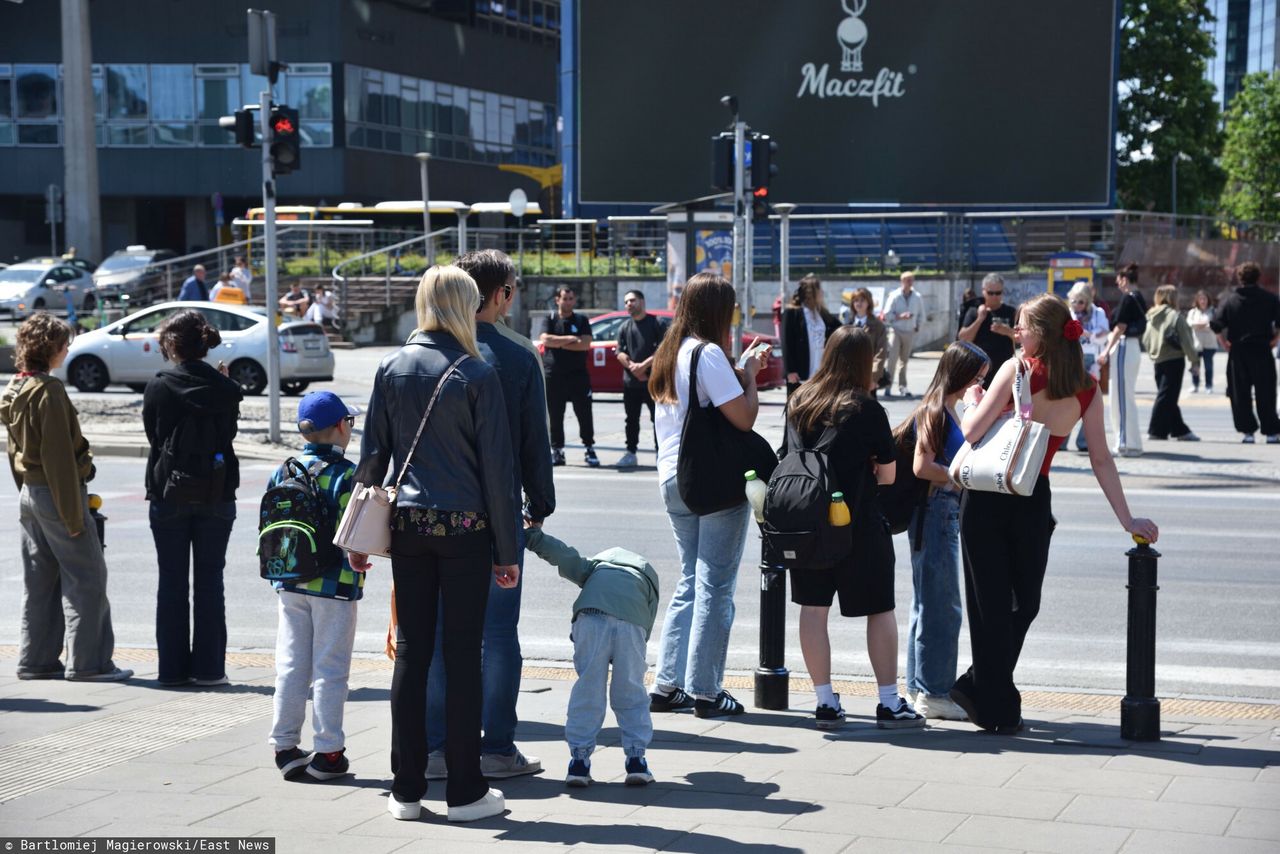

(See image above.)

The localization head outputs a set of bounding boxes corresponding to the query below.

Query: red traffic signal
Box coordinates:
[272,115,296,135]
[269,105,301,175]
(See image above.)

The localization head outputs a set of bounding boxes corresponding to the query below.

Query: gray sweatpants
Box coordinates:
[269,590,359,754]
[18,483,119,679]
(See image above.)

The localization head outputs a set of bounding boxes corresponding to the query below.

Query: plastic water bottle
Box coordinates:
[744,470,767,523]
[828,492,851,527]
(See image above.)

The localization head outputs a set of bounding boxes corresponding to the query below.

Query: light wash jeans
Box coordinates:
[905,489,963,698]
[426,519,525,757]
[656,477,751,699]
[269,590,359,754]
[567,612,652,759]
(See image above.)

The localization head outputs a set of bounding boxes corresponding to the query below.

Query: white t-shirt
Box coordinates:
[804,306,826,377]
[655,337,745,485]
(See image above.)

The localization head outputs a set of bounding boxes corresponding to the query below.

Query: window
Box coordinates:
[123,308,179,335]
[16,65,57,117]
[198,308,258,332]
[106,65,148,119]
[287,73,332,120]
[151,65,194,120]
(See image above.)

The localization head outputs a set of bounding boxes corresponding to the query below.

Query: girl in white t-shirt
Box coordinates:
[646,272,769,719]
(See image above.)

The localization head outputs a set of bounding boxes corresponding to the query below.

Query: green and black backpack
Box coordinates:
[258,458,340,583]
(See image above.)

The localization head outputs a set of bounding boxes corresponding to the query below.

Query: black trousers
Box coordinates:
[954,476,1054,729]
[1148,359,1191,439]
[622,385,656,453]
[546,372,594,449]
[1226,344,1280,436]
[389,529,491,806]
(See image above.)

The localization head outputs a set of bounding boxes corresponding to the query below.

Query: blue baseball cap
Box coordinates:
[297,391,358,432]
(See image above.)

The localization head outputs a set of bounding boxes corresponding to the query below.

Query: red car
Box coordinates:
[538,309,785,394]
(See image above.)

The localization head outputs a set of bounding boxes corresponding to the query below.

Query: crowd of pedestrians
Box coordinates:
[11,249,1280,828]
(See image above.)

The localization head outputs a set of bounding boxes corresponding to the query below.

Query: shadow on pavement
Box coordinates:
[496,818,806,853]
[0,697,99,713]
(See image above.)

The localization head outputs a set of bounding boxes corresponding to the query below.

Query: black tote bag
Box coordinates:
[676,343,778,515]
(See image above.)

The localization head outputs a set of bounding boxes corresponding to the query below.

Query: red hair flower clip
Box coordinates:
[1063,319,1084,341]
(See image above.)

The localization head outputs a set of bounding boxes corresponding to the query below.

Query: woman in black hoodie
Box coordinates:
[143,309,244,687]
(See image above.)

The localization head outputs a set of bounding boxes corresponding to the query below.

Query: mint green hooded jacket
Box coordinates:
[525,528,660,639]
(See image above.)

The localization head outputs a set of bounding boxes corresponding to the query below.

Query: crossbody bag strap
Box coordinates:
[391,354,469,493]
[1012,357,1030,424]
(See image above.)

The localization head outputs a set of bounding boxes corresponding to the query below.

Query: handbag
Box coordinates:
[333,354,468,557]
[676,343,779,515]
[948,359,1049,497]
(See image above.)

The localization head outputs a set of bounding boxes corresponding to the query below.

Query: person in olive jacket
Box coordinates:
[524,524,660,787]
[1141,285,1199,442]
[2,313,131,682]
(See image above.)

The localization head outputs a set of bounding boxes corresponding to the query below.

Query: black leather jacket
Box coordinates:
[355,330,519,565]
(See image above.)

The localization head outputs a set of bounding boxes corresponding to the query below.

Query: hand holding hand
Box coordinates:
[493,563,520,589]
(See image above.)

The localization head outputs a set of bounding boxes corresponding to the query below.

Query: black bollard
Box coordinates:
[1121,537,1161,741]
[755,560,790,710]
[88,494,107,549]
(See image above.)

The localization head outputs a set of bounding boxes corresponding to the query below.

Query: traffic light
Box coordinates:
[749,132,777,191]
[752,186,772,220]
[269,105,301,175]
[219,109,256,148]
[710,131,734,191]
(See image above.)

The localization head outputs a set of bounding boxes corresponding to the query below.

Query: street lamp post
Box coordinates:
[415,153,432,264]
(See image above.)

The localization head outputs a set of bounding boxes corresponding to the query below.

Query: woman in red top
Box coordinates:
[949,294,1159,733]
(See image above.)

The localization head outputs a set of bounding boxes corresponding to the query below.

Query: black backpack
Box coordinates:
[160,413,227,504]
[258,458,340,584]
[761,423,852,570]
[879,420,930,542]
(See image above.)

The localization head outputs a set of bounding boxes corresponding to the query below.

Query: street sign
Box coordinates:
[44,184,63,224]
[247,9,278,81]
[508,188,528,219]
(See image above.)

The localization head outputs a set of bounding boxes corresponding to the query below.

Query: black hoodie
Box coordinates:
[142,361,244,502]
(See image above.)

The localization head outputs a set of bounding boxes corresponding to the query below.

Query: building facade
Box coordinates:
[0,0,559,261]
[1205,0,1279,108]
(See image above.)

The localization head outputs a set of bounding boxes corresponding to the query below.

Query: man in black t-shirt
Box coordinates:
[540,285,598,467]
[1211,261,1280,442]
[957,273,1016,388]
[615,290,669,468]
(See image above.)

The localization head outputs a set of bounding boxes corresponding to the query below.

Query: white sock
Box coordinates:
[878,684,900,709]
[653,684,675,697]
[815,684,837,709]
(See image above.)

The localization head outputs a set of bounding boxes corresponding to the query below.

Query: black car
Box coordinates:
[92,245,178,303]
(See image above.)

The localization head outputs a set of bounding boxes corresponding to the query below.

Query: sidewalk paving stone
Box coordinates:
[673,822,851,853]
[782,801,968,841]
[1103,750,1267,780]
[761,769,921,806]
[899,780,1075,820]
[1058,792,1236,835]
[637,788,817,829]
[1160,775,1280,809]
[945,814,1132,853]
[1121,828,1280,854]
[1228,807,1280,841]
[1006,764,1172,799]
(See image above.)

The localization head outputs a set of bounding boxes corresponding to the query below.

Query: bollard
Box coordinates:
[88,493,107,549]
[1121,536,1160,741]
[755,559,790,710]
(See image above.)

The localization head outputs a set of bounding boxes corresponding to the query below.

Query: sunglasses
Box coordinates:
[344,415,356,427]
[985,290,1003,296]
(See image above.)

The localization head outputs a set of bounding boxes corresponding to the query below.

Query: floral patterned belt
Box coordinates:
[394,506,490,538]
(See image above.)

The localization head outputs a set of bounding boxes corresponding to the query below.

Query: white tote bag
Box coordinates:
[333,355,468,557]
[948,360,1049,497]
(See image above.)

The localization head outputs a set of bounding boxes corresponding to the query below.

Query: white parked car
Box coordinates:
[55,301,335,396]
[0,259,98,319]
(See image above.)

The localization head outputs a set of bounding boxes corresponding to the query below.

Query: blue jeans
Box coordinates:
[149,500,236,683]
[905,489,963,698]
[426,520,525,756]
[567,612,652,759]
[656,477,751,699]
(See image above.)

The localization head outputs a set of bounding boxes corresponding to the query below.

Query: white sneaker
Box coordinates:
[424,749,447,780]
[448,788,505,822]
[387,794,421,821]
[915,692,969,721]
[616,451,638,468]
[480,750,542,779]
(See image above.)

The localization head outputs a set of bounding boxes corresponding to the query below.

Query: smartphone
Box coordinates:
[737,341,772,370]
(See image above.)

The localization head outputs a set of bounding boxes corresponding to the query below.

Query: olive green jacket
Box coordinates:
[1141,305,1200,369]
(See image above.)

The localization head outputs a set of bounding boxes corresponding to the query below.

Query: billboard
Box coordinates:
[577,0,1118,207]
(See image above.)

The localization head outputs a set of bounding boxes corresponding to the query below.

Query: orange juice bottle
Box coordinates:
[828,492,851,527]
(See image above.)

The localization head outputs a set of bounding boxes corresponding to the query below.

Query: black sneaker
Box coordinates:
[566,757,591,788]
[275,747,312,781]
[694,690,745,719]
[552,448,566,466]
[307,749,350,781]
[649,687,695,712]
[624,756,654,786]
[584,447,600,467]
[815,695,846,730]
[876,698,926,729]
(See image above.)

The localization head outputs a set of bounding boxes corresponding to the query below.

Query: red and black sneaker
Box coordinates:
[307,749,350,781]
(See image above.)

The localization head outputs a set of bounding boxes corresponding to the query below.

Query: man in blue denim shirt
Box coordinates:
[425,249,556,780]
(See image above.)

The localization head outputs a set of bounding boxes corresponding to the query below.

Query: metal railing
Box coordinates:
[330,227,460,334]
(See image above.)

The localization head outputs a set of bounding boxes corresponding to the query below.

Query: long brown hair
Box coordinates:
[1019,294,1089,400]
[897,341,989,455]
[649,272,736,404]
[787,326,873,435]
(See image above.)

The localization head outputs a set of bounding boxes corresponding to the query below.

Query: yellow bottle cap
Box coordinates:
[1131,534,1149,545]
[88,494,103,511]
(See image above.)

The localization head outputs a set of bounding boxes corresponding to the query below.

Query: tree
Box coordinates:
[1116,0,1224,215]
[1219,71,1280,222]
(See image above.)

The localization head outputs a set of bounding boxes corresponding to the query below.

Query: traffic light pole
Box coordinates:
[260,88,281,444]
[731,118,746,360]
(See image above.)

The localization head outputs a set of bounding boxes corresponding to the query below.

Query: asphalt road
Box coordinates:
[2,347,1277,702]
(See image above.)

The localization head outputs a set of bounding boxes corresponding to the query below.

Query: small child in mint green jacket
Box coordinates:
[524,525,660,789]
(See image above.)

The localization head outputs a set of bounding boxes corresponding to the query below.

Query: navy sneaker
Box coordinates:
[649,687,695,712]
[624,756,654,786]
[552,448,567,466]
[274,747,312,781]
[566,758,591,788]
[876,698,926,729]
[694,690,745,719]
[815,695,846,730]
[584,447,601,467]
[307,749,350,781]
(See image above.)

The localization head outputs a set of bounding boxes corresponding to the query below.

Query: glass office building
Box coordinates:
[1205,0,1279,108]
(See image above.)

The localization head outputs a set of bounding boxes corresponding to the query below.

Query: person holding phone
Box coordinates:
[958,274,1016,388]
